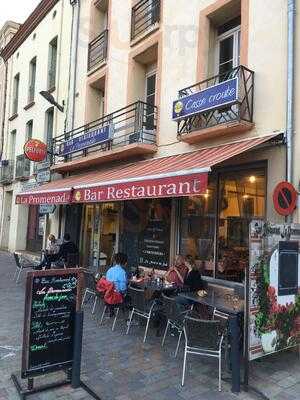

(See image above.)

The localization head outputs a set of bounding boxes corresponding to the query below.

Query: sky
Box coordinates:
[0,0,41,28]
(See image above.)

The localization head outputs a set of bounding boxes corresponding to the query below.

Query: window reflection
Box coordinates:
[217,170,266,282]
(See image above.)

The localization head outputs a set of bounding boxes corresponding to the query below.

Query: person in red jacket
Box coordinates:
[165,255,188,287]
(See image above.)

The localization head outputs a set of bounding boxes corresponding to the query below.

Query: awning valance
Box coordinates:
[16,134,279,205]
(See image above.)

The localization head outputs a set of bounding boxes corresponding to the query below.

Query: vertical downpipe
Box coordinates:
[286,0,296,223]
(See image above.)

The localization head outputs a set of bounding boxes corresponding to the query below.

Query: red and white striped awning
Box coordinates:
[16,134,279,205]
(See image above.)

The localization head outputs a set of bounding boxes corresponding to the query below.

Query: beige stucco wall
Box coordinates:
[0,1,73,252]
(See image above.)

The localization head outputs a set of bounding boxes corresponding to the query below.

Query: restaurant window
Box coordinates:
[179,166,266,283]
[120,199,172,271]
[179,177,217,277]
[217,168,266,282]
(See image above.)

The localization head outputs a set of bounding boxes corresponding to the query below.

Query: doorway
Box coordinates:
[26,205,43,253]
[1,191,13,249]
[81,203,119,272]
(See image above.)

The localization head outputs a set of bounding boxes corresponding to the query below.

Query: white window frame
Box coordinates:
[214,25,241,76]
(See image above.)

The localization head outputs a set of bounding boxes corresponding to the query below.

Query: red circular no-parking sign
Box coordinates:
[273,181,298,216]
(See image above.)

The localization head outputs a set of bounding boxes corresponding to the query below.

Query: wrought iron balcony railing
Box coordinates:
[177,65,254,136]
[15,154,31,180]
[131,0,160,41]
[52,101,157,165]
[0,160,14,184]
[88,29,108,71]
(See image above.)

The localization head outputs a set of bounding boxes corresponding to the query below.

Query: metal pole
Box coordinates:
[286,0,296,223]
[71,310,83,388]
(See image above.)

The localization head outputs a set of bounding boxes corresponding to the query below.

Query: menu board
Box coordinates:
[138,199,171,270]
[21,270,81,378]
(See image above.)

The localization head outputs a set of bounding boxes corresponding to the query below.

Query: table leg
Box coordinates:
[229,314,241,393]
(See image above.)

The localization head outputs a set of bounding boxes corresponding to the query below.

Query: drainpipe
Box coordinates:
[286,1,295,188]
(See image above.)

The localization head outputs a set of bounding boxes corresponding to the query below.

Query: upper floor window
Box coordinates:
[28,57,37,103]
[48,37,57,90]
[215,17,241,78]
[12,73,20,115]
[26,120,33,142]
[145,69,156,130]
[45,108,54,160]
[9,130,16,161]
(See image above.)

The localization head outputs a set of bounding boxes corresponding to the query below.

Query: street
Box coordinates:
[0,252,299,400]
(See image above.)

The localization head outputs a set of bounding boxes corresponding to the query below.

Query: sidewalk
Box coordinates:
[0,251,299,400]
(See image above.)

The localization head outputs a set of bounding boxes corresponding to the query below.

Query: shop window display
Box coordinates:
[179,168,266,282]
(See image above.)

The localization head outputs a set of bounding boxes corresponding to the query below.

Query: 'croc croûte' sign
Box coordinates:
[24,139,48,162]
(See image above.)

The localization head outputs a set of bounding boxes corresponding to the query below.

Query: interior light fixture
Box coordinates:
[249,176,256,183]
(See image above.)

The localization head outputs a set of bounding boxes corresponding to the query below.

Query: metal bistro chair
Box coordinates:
[13,253,36,284]
[82,271,101,314]
[213,308,230,368]
[161,294,192,357]
[126,285,157,343]
[100,300,125,332]
[182,315,225,391]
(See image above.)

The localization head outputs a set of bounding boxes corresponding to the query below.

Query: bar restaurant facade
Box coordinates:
[16,133,286,285]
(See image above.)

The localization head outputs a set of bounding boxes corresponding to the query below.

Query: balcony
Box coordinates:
[0,160,14,184]
[52,101,158,173]
[15,154,31,180]
[88,29,108,72]
[175,66,254,144]
[131,0,160,42]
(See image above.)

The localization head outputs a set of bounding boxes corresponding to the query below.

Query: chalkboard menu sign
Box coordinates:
[138,199,171,270]
[21,269,82,378]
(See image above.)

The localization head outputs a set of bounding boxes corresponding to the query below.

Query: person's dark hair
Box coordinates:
[64,233,71,241]
[114,252,128,266]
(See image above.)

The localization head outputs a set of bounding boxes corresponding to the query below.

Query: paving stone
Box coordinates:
[0,251,299,400]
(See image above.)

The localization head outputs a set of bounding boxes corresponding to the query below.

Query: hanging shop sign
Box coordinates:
[36,169,51,184]
[273,181,297,216]
[248,220,300,361]
[24,139,48,162]
[58,125,111,156]
[39,204,56,214]
[172,77,238,121]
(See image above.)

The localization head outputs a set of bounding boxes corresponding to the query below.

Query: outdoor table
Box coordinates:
[178,290,244,394]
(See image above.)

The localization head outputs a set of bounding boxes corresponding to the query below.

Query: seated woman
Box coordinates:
[184,257,206,292]
[46,234,60,255]
[165,255,188,287]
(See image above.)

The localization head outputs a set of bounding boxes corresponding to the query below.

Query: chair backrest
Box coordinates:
[162,293,183,324]
[84,271,96,291]
[13,253,21,268]
[213,308,229,332]
[64,253,79,268]
[184,315,223,351]
[128,285,149,312]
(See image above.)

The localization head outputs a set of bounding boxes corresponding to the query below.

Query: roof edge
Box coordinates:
[0,0,59,61]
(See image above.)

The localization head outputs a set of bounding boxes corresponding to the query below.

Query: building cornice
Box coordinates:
[0,0,59,62]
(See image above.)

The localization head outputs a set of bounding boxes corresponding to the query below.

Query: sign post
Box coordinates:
[11,269,100,399]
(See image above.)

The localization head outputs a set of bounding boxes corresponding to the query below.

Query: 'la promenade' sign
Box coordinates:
[172,78,238,121]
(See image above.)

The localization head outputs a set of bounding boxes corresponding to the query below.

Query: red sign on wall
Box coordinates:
[273,181,298,216]
[24,139,47,162]
[15,173,209,205]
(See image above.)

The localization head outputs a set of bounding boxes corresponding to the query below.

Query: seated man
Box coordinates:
[106,253,128,294]
[36,233,78,269]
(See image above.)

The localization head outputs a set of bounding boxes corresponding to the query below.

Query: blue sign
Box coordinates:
[59,125,111,156]
[172,78,238,121]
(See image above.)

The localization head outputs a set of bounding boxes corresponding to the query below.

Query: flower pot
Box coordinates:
[261,330,278,353]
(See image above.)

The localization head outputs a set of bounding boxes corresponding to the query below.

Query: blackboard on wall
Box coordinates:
[21,269,82,379]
